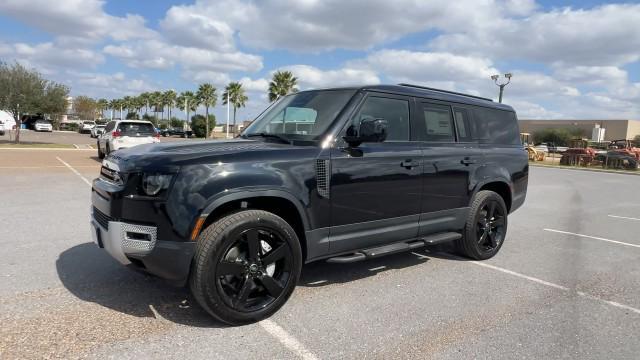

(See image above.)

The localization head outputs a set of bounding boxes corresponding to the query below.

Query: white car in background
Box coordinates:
[34,119,53,132]
[97,120,159,159]
[79,121,96,134]
[90,124,106,138]
[0,110,15,135]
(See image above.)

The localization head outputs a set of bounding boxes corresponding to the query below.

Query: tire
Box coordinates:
[456,190,508,260]
[105,143,111,155]
[97,142,105,159]
[190,210,302,325]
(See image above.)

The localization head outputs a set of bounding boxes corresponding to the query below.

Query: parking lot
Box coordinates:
[1,148,639,359]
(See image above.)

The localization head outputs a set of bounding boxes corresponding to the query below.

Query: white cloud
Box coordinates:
[0,0,156,41]
[160,6,235,52]
[431,4,640,66]
[159,0,528,52]
[68,71,155,97]
[278,65,380,89]
[0,41,104,74]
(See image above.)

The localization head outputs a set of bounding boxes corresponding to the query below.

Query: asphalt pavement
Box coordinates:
[1,149,639,359]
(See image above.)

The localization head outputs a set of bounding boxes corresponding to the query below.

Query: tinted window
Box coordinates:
[471,107,520,145]
[453,107,472,142]
[117,122,155,136]
[352,96,410,141]
[423,103,454,142]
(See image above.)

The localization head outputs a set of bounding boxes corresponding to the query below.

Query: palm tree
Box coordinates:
[164,90,177,124]
[96,98,109,119]
[196,83,217,138]
[122,96,134,118]
[138,92,151,116]
[150,91,164,127]
[177,91,197,127]
[268,70,298,102]
[223,81,248,133]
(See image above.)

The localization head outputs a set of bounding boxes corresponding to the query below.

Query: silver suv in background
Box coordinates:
[97,120,159,159]
[90,124,106,138]
[79,121,96,134]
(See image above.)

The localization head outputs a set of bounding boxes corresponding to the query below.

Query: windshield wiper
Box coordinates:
[244,133,292,144]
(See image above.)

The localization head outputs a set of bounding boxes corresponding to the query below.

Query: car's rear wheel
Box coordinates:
[456,190,508,260]
[190,210,302,325]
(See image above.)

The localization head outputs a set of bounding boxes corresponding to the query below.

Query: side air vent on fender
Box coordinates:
[315,159,330,198]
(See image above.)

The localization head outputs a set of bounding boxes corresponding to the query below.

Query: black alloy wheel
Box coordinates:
[215,227,294,312]
[457,190,508,260]
[475,200,506,252]
[190,210,302,325]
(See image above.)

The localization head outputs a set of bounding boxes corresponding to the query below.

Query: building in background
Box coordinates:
[518,119,640,141]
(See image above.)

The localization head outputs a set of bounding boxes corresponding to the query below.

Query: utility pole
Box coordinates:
[491,73,513,103]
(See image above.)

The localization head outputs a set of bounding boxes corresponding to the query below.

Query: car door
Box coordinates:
[99,121,115,151]
[329,93,422,253]
[416,101,483,236]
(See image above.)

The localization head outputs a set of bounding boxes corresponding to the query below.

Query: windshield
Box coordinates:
[243,89,356,141]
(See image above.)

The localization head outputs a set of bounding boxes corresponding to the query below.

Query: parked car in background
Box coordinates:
[0,110,16,135]
[0,121,5,136]
[97,120,159,159]
[90,84,528,325]
[90,124,106,138]
[534,143,549,154]
[79,121,96,134]
[160,127,193,138]
[34,119,53,132]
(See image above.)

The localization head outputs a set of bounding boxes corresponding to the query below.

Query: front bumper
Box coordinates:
[90,207,195,285]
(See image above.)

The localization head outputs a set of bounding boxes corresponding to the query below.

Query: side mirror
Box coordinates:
[343,117,388,147]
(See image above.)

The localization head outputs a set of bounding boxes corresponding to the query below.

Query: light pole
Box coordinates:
[491,73,512,103]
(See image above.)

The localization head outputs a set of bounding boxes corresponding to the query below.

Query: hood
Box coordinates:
[103,139,297,172]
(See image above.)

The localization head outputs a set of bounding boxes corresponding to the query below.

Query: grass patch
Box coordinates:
[0,143,75,149]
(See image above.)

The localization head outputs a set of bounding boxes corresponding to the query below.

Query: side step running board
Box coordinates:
[326,232,461,264]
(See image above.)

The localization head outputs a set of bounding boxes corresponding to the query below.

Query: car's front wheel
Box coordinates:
[190,210,302,325]
[456,190,508,260]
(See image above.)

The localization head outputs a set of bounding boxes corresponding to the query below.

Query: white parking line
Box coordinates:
[543,228,640,249]
[467,260,640,315]
[608,214,640,222]
[56,156,92,187]
[259,319,319,360]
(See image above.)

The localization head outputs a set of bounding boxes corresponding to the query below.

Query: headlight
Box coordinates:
[141,173,173,196]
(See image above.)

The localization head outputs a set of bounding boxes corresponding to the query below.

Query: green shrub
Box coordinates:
[191,114,216,138]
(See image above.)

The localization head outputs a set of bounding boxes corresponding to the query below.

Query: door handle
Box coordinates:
[401,160,418,169]
[460,158,477,165]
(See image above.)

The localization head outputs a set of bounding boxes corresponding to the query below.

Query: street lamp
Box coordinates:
[491,73,512,103]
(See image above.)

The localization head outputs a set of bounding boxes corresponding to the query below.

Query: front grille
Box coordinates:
[93,207,112,229]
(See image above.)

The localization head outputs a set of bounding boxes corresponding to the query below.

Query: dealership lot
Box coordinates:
[1,149,639,359]
[0,130,190,146]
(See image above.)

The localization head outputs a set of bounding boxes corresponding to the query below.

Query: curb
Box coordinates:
[530,163,640,176]
[0,147,95,151]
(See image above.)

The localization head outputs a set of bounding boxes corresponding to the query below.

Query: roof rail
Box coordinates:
[398,83,493,102]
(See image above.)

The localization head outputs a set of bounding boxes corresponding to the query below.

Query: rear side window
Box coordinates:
[452,107,472,142]
[471,107,520,145]
[422,103,454,142]
[117,122,155,136]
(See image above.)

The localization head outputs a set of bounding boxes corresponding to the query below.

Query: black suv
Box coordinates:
[161,127,193,138]
[90,84,528,325]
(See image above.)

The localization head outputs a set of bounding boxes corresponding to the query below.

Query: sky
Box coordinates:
[0,0,639,122]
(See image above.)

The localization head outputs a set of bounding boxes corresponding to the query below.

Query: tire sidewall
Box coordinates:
[192,210,302,325]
